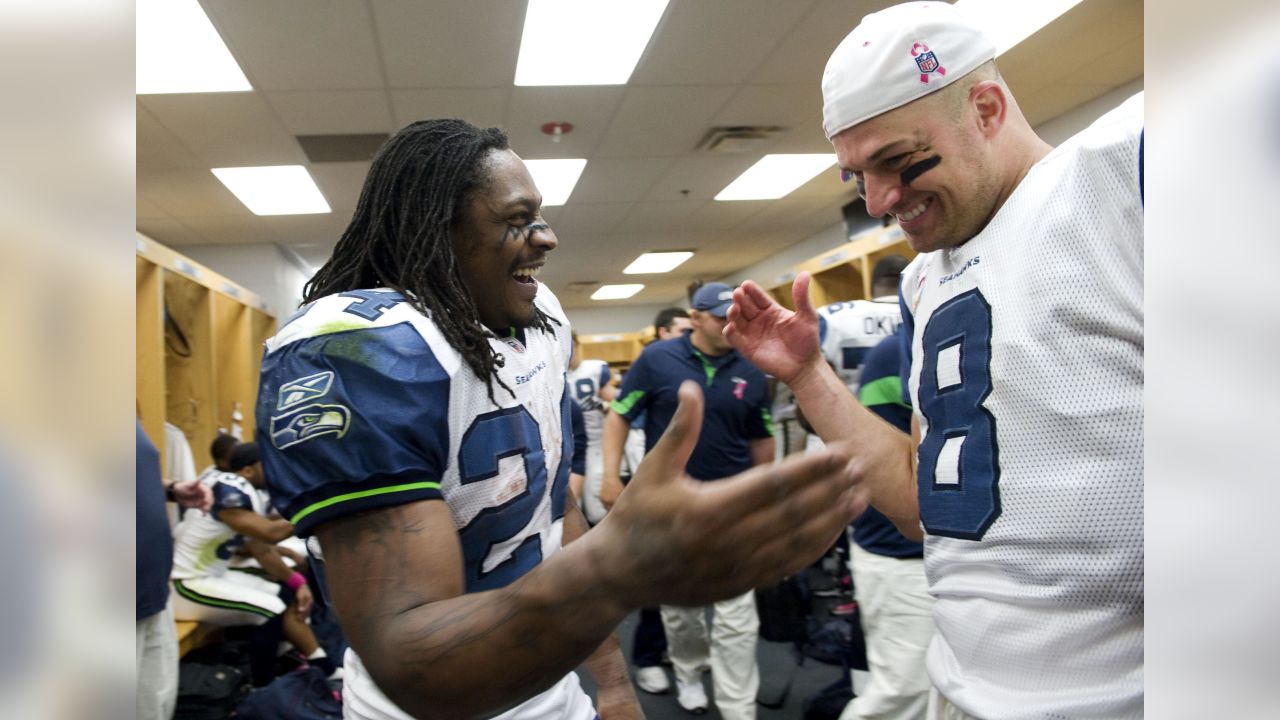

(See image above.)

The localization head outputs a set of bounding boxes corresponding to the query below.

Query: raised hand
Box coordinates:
[591,380,867,609]
[723,272,823,385]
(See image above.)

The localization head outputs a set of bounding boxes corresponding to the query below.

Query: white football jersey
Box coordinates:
[567,358,611,448]
[901,94,1144,719]
[256,285,592,720]
[170,472,268,580]
[817,297,902,389]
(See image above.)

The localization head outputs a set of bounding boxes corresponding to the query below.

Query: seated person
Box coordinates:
[197,433,239,484]
[185,433,239,520]
[170,442,337,678]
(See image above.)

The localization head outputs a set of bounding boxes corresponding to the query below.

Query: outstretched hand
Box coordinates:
[593,380,868,609]
[170,479,214,513]
[723,273,823,385]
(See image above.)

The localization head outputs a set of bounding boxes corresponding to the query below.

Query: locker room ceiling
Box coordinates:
[137,0,1142,309]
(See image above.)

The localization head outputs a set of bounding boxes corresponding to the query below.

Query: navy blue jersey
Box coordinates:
[611,334,772,481]
[257,288,574,593]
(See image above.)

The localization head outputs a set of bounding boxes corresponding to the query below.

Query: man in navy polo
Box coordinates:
[602,282,775,719]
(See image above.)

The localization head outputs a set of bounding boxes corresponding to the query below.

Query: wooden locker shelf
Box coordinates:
[764,225,917,309]
[137,256,166,456]
[578,332,645,367]
[136,232,275,467]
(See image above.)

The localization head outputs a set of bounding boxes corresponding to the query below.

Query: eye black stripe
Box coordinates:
[900,155,942,186]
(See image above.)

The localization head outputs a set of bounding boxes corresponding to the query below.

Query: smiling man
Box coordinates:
[726,3,1143,720]
[254,119,869,720]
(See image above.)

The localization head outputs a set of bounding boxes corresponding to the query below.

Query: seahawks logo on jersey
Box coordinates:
[271,403,351,449]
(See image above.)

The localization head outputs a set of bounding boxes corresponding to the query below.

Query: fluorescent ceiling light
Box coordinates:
[591,284,645,300]
[623,251,694,275]
[524,159,588,206]
[211,166,331,216]
[715,154,837,202]
[515,0,670,86]
[952,0,1085,56]
[137,0,251,94]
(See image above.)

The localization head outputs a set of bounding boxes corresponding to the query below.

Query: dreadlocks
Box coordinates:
[303,118,560,404]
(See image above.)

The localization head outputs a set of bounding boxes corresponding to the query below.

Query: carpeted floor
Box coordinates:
[575,566,858,719]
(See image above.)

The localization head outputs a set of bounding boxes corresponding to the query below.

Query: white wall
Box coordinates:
[563,303,674,335]
[178,243,311,326]
[717,221,851,290]
[1033,77,1143,146]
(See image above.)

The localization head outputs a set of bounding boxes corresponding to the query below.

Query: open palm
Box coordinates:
[723,272,822,384]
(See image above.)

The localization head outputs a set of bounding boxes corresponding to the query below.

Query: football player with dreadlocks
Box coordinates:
[255,119,867,720]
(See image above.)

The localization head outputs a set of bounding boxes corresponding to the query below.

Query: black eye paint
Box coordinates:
[900,155,942,186]
[503,222,550,245]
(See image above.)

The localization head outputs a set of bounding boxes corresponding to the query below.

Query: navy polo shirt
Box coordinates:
[853,329,924,559]
[612,334,773,481]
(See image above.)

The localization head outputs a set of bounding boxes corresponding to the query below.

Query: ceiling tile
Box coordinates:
[140,93,306,167]
[568,157,673,204]
[632,0,814,85]
[504,87,625,158]
[618,201,703,234]
[682,200,769,231]
[712,83,823,129]
[593,86,737,158]
[138,169,252,217]
[748,195,844,230]
[308,162,373,216]
[766,123,834,154]
[787,164,846,199]
[137,195,170,219]
[549,203,632,239]
[374,0,523,88]
[748,0,880,84]
[643,154,760,201]
[265,91,394,135]
[204,0,383,90]
[137,104,205,170]
[390,88,510,129]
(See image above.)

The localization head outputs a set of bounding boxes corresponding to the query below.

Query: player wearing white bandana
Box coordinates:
[725,4,1143,719]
